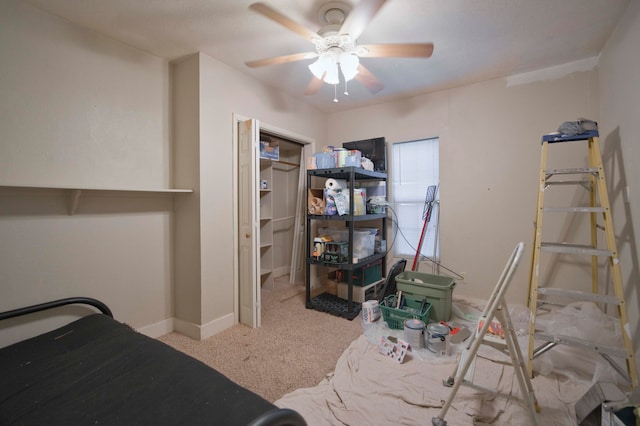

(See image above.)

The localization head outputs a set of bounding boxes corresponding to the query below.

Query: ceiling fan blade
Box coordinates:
[358,43,434,58]
[250,2,318,41]
[305,76,325,95]
[339,0,386,40]
[355,64,384,94]
[246,52,317,68]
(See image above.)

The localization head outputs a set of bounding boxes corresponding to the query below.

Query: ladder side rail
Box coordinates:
[495,306,540,420]
[527,142,549,307]
[591,137,638,388]
[588,141,599,295]
[527,142,548,378]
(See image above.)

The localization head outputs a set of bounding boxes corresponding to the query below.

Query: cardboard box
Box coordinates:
[307,188,325,215]
[325,271,339,296]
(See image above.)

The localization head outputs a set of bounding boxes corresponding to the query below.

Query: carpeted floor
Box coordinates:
[158,276,363,402]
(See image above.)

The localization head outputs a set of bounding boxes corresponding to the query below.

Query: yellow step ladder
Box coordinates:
[526,130,637,389]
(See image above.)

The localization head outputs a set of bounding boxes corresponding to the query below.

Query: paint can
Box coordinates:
[362,300,381,324]
[427,323,450,356]
[403,318,425,350]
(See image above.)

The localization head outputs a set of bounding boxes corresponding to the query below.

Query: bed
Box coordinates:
[0,297,306,426]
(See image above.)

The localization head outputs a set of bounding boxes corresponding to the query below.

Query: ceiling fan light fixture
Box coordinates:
[309,51,341,84]
[308,58,325,80]
[308,52,332,80]
[325,61,340,85]
[339,52,359,81]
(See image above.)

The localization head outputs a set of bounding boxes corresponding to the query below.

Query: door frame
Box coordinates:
[232,114,313,327]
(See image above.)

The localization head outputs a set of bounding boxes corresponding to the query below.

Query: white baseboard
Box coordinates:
[200,313,235,340]
[136,318,174,338]
[171,313,235,340]
[136,313,236,341]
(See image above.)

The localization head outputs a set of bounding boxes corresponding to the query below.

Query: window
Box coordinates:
[390,137,440,261]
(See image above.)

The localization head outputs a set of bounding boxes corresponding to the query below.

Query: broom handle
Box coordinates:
[411,209,430,271]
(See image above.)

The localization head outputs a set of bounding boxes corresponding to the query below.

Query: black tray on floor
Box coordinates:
[309,292,361,320]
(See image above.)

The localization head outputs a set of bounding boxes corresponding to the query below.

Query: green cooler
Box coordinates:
[395,271,456,321]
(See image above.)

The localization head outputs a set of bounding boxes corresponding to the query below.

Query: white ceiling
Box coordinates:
[21,0,628,113]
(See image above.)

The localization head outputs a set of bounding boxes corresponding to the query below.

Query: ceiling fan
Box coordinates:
[245,0,434,101]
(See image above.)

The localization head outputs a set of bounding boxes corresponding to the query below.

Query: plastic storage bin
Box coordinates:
[336,259,382,286]
[260,140,279,160]
[395,271,456,321]
[344,150,362,167]
[380,293,432,330]
[318,227,376,260]
[314,153,336,169]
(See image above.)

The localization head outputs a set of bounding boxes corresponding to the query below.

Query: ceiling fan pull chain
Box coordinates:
[333,84,339,102]
[344,80,349,96]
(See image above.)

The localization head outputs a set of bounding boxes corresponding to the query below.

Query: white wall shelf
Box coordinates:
[0,184,193,215]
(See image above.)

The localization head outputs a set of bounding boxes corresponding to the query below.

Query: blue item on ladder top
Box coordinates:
[541,130,599,144]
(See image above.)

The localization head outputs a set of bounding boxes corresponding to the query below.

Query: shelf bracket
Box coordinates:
[69,189,82,215]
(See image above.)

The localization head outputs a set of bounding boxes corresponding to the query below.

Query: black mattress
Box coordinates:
[0,314,280,425]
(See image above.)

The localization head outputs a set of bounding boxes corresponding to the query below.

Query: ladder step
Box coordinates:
[537,288,620,305]
[542,130,599,143]
[545,167,599,176]
[543,206,605,213]
[534,332,628,358]
[544,180,590,187]
[540,242,612,256]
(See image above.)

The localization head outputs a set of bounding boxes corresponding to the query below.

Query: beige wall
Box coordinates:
[328,66,600,305]
[0,1,326,344]
[1,0,638,356]
[0,0,171,188]
[198,52,326,330]
[598,0,640,349]
[171,53,326,338]
[0,0,175,346]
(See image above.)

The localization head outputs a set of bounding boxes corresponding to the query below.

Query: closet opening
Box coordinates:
[259,132,305,306]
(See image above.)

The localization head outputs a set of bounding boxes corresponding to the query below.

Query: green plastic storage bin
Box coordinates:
[395,271,456,321]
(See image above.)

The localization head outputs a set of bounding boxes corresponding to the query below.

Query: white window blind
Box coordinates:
[391,138,439,260]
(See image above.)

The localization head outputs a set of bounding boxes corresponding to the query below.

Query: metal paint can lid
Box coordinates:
[427,323,450,336]
[404,318,425,330]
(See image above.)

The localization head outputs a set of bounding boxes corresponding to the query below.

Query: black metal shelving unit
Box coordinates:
[305,167,387,320]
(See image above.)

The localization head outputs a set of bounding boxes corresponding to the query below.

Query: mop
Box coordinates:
[411,185,437,272]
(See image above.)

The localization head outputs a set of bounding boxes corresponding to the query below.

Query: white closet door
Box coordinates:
[238,118,261,328]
